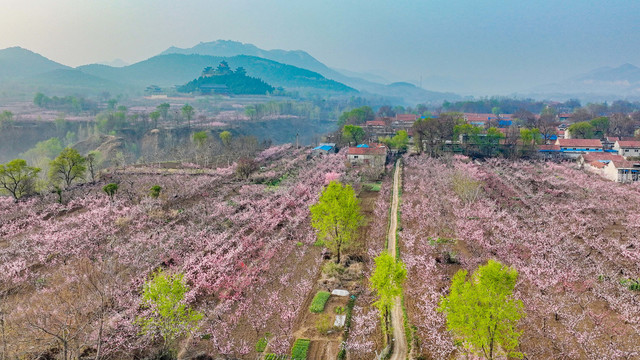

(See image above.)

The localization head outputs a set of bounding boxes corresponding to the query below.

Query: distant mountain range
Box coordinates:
[0,46,355,97]
[531,63,640,98]
[160,40,460,104]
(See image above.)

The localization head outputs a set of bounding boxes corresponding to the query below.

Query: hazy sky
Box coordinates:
[1,0,639,94]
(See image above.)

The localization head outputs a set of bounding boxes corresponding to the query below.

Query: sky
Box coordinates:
[1,0,639,95]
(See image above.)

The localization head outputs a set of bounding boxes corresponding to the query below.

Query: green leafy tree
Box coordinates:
[342,125,365,145]
[310,181,363,263]
[0,159,40,201]
[369,251,406,341]
[102,183,118,202]
[49,148,86,188]
[337,106,374,126]
[589,116,610,137]
[381,130,409,150]
[157,103,170,124]
[149,185,162,199]
[193,131,208,147]
[438,260,525,360]
[150,111,161,129]
[568,121,595,139]
[181,104,195,129]
[219,130,232,147]
[136,270,203,353]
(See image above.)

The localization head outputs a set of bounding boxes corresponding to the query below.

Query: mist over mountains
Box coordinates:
[1,41,639,103]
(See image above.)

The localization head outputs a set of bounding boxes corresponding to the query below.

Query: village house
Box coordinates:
[311,143,336,156]
[554,139,604,158]
[603,159,640,183]
[613,140,640,159]
[577,153,640,182]
[391,114,417,131]
[346,143,387,168]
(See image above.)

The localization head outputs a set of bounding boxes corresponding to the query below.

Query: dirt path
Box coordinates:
[388,159,408,360]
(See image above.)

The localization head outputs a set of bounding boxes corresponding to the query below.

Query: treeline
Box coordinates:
[441,97,640,115]
[33,92,99,114]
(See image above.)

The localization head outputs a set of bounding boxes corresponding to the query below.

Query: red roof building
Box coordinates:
[555,139,603,149]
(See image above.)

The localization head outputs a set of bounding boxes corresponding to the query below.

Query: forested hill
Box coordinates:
[177,63,275,95]
[78,54,356,93]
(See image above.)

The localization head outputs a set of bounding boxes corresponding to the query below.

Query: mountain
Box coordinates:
[160,40,339,80]
[78,54,355,93]
[160,40,459,104]
[531,63,640,98]
[0,46,69,80]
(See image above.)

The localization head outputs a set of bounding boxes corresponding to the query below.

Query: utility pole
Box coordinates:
[296,132,299,148]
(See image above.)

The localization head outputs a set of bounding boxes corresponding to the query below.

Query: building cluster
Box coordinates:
[318,111,640,183]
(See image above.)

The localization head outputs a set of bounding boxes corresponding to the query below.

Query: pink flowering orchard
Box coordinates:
[401,155,640,359]
[0,145,350,358]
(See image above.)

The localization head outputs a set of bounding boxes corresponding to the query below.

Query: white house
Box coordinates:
[613,140,640,159]
[602,159,640,183]
[347,143,387,168]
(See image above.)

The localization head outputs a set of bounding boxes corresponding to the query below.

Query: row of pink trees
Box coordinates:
[401,155,640,359]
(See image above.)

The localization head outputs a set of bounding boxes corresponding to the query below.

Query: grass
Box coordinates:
[291,338,311,360]
[363,182,382,191]
[264,354,287,360]
[255,336,268,353]
[309,291,331,313]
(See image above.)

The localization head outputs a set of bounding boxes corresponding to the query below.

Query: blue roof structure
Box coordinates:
[356,144,370,148]
[313,145,334,151]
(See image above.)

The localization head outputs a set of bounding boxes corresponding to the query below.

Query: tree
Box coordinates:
[102,183,118,202]
[193,131,208,147]
[86,150,102,182]
[150,110,161,129]
[369,251,406,342]
[136,270,203,354]
[589,116,610,137]
[157,103,170,124]
[376,105,396,118]
[149,185,162,199]
[219,131,232,147]
[0,159,40,201]
[568,121,595,139]
[49,148,86,188]
[310,181,363,263]
[337,106,374,126]
[235,157,258,179]
[438,260,524,360]
[342,125,365,145]
[181,104,194,129]
[381,130,409,151]
[0,111,13,130]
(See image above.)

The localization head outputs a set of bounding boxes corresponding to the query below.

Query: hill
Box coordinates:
[0,47,69,80]
[178,62,275,95]
[78,54,355,94]
[531,63,640,98]
[160,40,460,104]
[161,40,338,81]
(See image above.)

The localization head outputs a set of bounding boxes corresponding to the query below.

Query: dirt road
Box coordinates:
[388,159,408,360]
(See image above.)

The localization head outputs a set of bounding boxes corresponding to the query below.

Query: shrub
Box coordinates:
[149,185,162,198]
[103,183,118,201]
[309,291,330,313]
[335,306,345,315]
[322,262,345,277]
[291,338,311,360]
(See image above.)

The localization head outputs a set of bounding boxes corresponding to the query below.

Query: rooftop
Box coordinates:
[556,139,603,148]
